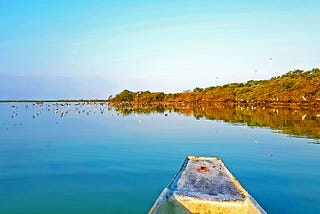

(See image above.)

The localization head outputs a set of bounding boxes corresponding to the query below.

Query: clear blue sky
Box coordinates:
[0,0,319,99]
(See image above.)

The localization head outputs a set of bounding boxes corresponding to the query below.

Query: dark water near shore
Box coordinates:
[0,102,320,213]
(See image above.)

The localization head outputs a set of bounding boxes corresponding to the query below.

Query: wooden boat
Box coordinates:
[149,156,266,214]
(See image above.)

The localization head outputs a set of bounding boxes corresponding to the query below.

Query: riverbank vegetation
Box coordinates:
[109,68,320,106]
[0,99,108,103]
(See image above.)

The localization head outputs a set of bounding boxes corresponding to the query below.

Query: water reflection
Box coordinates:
[110,102,320,140]
[1,101,320,213]
[3,101,320,141]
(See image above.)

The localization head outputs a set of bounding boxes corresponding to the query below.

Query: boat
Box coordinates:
[149,156,266,214]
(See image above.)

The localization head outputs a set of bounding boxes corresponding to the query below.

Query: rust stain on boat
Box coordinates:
[197,166,210,173]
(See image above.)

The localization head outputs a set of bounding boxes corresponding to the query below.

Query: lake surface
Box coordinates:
[0,102,320,213]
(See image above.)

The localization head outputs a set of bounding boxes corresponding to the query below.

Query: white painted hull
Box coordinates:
[149,156,266,214]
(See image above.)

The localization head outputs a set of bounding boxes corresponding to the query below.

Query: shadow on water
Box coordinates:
[110,102,320,141]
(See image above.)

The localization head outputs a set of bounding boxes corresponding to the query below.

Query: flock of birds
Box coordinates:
[9,102,112,120]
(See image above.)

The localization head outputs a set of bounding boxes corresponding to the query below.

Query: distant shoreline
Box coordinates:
[1,99,319,106]
[109,68,320,107]
[0,99,109,103]
[1,100,320,110]
[109,100,320,109]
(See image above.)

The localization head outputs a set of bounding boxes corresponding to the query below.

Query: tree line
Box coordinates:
[109,68,320,104]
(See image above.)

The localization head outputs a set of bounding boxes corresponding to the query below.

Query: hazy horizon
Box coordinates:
[1,1,319,99]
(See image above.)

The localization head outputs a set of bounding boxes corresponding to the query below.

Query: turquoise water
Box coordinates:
[0,102,320,213]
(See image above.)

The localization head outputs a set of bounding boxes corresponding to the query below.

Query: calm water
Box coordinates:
[0,102,320,213]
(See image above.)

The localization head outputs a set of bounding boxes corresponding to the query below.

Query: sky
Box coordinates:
[0,0,319,99]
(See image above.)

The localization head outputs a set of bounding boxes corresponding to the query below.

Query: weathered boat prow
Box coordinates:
[149,156,266,214]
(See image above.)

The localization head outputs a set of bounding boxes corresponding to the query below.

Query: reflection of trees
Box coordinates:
[110,102,320,139]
